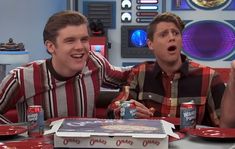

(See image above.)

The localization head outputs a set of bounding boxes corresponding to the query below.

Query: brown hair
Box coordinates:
[147,12,185,41]
[43,10,89,44]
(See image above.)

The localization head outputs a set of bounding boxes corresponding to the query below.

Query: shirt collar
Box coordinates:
[46,58,78,81]
[153,54,189,77]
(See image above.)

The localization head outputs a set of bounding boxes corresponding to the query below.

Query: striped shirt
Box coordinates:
[108,55,225,126]
[0,51,130,123]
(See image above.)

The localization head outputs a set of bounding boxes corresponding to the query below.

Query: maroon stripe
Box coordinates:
[65,79,76,116]
[33,63,43,105]
[51,78,58,117]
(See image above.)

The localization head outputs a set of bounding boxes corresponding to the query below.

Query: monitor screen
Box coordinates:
[128,29,147,48]
[121,25,153,58]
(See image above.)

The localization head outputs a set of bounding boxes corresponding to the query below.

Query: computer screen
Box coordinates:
[121,25,153,58]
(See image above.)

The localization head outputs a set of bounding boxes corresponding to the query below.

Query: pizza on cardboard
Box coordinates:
[46,118,179,149]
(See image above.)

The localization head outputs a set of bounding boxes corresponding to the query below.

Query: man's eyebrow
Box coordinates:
[156,29,168,35]
[81,35,89,39]
[63,37,75,41]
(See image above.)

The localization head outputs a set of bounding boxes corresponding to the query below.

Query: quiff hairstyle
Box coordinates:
[43,10,89,44]
[147,12,185,41]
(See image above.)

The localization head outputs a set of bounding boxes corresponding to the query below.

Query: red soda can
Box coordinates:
[180,101,196,131]
[27,105,44,137]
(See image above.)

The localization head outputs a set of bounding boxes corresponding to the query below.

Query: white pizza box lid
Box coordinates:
[45,118,179,139]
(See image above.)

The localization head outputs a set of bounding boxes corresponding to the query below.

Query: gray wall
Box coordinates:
[0,0,67,73]
[77,0,235,68]
[1,0,234,75]
[77,0,155,67]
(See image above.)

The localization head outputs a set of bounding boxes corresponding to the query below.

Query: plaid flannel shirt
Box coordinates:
[108,54,225,127]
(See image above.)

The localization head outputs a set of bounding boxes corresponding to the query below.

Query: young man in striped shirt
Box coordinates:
[108,12,225,127]
[0,11,130,123]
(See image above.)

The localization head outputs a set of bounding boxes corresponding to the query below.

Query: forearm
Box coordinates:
[0,73,21,113]
[103,62,131,88]
[220,89,235,127]
[220,67,235,128]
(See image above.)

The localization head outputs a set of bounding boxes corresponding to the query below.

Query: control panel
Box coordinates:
[75,0,235,68]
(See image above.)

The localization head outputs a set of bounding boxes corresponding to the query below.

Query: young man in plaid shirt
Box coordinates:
[108,12,225,127]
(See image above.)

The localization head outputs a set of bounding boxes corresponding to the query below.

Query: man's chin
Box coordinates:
[73,62,86,71]
[164,58,180,65]
[73,66,84,72]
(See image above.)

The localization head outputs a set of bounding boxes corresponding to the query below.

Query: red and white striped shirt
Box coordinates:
[0,51,130,123]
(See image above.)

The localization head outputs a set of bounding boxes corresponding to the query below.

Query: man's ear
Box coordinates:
[45,40,55,54]
[147,39,153,50]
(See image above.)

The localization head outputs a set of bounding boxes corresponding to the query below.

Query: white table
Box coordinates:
[1,122,235,149]
[170,135,235,149]
[2,129,234,149]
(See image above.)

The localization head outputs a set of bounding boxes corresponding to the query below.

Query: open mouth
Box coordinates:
[71,53,84,59]
[168,45,177,52]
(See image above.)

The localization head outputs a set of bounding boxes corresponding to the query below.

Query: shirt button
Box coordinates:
[148,95,152,98]
[168,114,171,117]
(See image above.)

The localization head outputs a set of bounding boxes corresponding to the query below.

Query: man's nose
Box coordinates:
[169,33,176,41]
[74,40,83,49]
[169,31,176,37]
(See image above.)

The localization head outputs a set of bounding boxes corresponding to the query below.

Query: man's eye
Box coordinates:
[160,33,167,37]
[173,31,180,35]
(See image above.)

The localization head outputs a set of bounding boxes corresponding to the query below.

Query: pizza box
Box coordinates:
[46,118,179,149]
